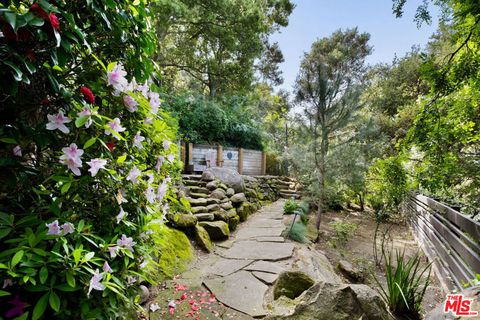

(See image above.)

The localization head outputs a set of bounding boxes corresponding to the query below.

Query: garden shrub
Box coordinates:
[0,1,184,319]
[329,220,358,248]
[374,250,431,319]
[283,199,299,214]
[283,221,307,243]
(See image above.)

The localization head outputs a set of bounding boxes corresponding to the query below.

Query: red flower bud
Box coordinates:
[79,86,95,104]
[106,142,116,152]
[49,12,60,31]
[30,3,49,20]
[26,49,37,61]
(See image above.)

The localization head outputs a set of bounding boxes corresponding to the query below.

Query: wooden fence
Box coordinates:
[405,193,480,292]
[180,142,266,176]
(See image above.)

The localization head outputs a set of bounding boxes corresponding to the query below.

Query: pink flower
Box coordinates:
[108,246,119,258]
[116,207,128,224]
[105,118,126,139]
[125,78,138,92]
[144,117,153,124]
[150,303,160,312]
[49,12,60,31]
[88,269,105,296]
[46,220,62,236]
[167,154,175,162]
[77,108,94,128]
[149,92,161,114]
[127,276,137,285]
[59,143,83,176]
[61,222,75,235]
[133,132,145,150]
[86,158,107,177]
[107,63,128,92]
[145,186,156,204]
[137,82,150,98]
[123,95,138,112]
[3,279,13,289]
[163,140,172,150]
[157,180,168,202]
[117,234,136,252]
[13,145,22,157]
[103,261,112,273]
[126,166,141,184]
[46,111,71,134]
[155,155,164,172]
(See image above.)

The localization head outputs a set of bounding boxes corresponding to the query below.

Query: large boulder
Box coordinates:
[202,167,245,192]
[268,282,392,320]
[273,271,315,300]
[194,225,213,252]
[198,221,230,240]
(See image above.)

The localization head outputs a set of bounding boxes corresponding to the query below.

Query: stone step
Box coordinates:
[187,198,208,207]
[279,192,301,199]
[186,186,210,195]
[183,180,207,187]
[194,213,214,221]
[182,174,202,181]
[280,189,301,194]
[189,192,209,199]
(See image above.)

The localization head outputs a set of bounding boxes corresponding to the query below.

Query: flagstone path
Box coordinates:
[180,199,296,318]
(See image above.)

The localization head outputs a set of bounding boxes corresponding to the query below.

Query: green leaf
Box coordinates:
[83,137,96,149]
[91,54,106,70]
[55,284,79,292]
[0,138,17,144]
[0,290,11,296]
[39,266,48,284]
[4,61,23,81]
[49,290,61,312]
[66,271,75,287]
[107,62,117,72]
[60,182,71,194]
[29,17,45,27]
[83,252,95,262]
[0,228,10,240]
[77,220,85,232]
[75,116,88,128]
[46,73,60,92]
[4,12,16,30]
[116,154,127,163]
[11,250,24,267]
[32,292,49,320]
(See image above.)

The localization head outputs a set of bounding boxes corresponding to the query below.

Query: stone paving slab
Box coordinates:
[244,260,287,274]
[235,227,285,239]
[247,219,284,228]
[222,240,294,261]
[204,271,268,317]
[252,271,279,284]
[254,236,285,242]
[207,258,253,277]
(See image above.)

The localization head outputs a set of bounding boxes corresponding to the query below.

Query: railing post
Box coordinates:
[261,151,267,175]
[238,148,244,174]
[216,143,223,167]
[180,141,186,166]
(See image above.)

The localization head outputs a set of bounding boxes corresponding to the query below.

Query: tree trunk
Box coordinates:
[314,123,328,242]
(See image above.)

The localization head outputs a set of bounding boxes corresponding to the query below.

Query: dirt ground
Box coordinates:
[315,208,445,317]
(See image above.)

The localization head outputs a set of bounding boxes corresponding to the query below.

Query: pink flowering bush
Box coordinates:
[0,1,185,319]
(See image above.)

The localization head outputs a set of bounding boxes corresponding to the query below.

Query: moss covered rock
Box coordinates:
[199,221,230,240]
[237,202,255,221]
[194,225,213,253]
[167,213,197,228]
[150,226,193,279]
[273,271,315,300]
[228,214,240,231]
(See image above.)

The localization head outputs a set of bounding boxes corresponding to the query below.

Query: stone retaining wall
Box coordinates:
[167,168,300,251]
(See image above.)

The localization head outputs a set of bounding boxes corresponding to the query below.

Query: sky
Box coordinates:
[270,0,440,92]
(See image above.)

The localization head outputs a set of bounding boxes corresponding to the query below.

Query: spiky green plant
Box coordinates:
[283,199,299,214]
[283,221,307,243]
[374,249,432,319]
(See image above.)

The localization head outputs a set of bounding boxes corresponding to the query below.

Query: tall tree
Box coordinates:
[154,0,294,96]
[294,28,371,238]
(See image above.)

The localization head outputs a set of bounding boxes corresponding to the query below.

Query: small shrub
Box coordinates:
[297,201,310,224]
[329,220,358,247]
[283,199,299,214]
[374,250,431,319]
[298,201,310,214]
[283,221,307,243]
